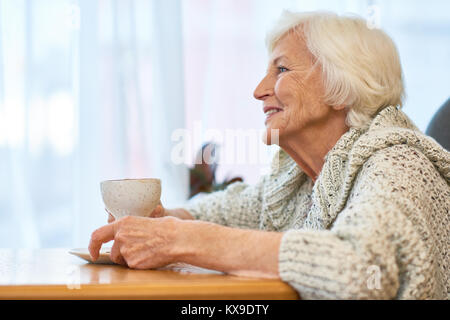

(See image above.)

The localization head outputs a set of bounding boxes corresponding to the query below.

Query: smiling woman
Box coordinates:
[90,10,449,300]
[254,23,350,181]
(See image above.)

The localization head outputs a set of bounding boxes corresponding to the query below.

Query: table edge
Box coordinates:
[0,282,299,300]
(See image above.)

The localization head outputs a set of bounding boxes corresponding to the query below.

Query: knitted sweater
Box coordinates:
[185,106,450,300]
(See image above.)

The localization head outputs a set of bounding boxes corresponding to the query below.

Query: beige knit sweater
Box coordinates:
[185,106,450,300]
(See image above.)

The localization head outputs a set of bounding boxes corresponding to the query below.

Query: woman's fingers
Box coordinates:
[110,239,127,266]
[107,213,115,223]
[149,204,165,218]
[89,223,116,261]
[105,208,115,223]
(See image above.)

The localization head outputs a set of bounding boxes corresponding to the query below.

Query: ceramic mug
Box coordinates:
[100,178,161,220]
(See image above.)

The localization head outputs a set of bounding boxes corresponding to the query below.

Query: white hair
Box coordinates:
[266,10,405,129]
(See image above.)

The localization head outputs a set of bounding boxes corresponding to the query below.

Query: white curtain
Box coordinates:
[1,0,449,248]
[0,0,188,248]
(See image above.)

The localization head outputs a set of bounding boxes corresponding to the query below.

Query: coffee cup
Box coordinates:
[100,178,161,220]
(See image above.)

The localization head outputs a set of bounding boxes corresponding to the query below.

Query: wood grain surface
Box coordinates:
[0,249,299,300]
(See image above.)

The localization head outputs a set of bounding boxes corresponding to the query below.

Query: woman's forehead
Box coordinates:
[269,32,312,64]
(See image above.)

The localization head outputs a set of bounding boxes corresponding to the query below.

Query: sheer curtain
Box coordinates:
[0,0,187,248]
[1,0,449,249]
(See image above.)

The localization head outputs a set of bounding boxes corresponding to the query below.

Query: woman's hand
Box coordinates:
[90,214,282,278]
[89,215,182,269]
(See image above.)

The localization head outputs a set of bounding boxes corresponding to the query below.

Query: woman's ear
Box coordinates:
[331,104,347,111]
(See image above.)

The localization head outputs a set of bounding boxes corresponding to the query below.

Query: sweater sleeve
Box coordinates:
[278,146,443,299]
[183,177,266,229]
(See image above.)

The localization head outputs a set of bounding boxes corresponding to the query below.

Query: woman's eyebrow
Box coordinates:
[272,55,289,65]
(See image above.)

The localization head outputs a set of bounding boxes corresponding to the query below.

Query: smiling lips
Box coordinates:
[263,106,283,124]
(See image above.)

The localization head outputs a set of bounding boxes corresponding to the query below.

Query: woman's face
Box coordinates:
[254,31,335,145]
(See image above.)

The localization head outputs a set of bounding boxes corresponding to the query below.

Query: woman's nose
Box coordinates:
[253,75,274,101]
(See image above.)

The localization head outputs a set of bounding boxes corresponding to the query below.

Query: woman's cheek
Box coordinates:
[274,76,290,105]
[275,76,308,136]
[275,74,305,105]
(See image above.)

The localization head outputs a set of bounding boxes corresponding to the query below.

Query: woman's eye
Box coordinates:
[278,66,288,73]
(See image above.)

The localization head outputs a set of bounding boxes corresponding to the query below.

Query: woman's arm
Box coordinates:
[180,179,266,229]
[177,219,283,279]
[89,214,283,279]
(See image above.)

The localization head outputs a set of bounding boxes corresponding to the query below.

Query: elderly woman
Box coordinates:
[89,11,449,299]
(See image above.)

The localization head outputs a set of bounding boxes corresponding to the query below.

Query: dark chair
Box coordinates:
[426,98,450,151]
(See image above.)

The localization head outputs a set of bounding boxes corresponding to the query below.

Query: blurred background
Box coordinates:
[0,0,449,248]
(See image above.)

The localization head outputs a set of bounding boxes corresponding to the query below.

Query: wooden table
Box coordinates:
[0,249,298,300]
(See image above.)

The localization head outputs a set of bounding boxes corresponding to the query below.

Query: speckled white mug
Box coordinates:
[100,178,162,220]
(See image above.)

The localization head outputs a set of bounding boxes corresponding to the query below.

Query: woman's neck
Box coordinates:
[280,112,349,183]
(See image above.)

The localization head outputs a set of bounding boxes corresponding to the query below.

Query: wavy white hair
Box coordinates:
[266,10,405,129]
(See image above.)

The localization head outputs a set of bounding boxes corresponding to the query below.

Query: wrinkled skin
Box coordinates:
[90,213,180,269]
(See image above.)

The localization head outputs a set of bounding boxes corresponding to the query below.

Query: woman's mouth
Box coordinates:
[264,107,283,124]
